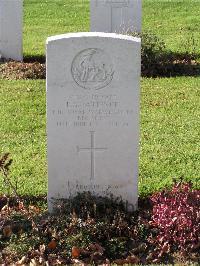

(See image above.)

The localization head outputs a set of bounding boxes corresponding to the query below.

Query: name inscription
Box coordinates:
[51,93,134,128]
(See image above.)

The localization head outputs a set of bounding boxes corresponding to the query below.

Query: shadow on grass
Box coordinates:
[24,54,46,64]
[1,51,200,80]
[142,51,200,77]
[22,51,200,77]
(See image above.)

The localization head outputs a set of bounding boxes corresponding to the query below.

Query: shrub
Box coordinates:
[130,31,166,76]
[149,181,200,258]
[129,31,200,77]
[140,32,166,76]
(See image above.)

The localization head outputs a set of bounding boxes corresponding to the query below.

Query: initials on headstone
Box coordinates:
[77,131,107,181]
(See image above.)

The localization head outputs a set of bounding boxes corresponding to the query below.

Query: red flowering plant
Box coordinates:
[148,181,200,259]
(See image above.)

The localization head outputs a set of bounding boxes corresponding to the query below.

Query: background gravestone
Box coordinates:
[91,0,142,33]
[0,0,23,61]
[46,32,141,212]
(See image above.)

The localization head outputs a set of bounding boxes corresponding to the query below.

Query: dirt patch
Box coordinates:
[1,32,199,79]
[0,188,199,265]
[0,61,46,80]
[1,56,199,80]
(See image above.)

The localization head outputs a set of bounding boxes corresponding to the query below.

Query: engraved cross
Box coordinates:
[77,131,107,181]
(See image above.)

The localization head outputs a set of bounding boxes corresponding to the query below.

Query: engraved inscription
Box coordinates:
[71,48,114,90]
[96,0,131,7]
[67,180,123,196]
[105,0,130,5]
[77,131,107,180]
[51,93,134,129]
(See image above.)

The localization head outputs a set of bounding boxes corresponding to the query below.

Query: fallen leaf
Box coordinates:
[72,246,81,258]
[72,258,83,264]
[158,242,170,257]
[29,205,40,213]
[3,225,12,237]
[39,257,44,264]
[1,204,9,212]
[126,255,140,264]
[48,239,57,250]
[39,244,46,253]
[30,258,39,266]
[152,258,160,263]
[16,256,27,265]
[130,243,147,254]
[18,201,24,210]
[113,259,126,265]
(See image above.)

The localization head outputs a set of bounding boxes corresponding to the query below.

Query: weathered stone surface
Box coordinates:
[46,32,141,212]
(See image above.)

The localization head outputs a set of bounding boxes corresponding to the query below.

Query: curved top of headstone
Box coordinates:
[46,32,141,44]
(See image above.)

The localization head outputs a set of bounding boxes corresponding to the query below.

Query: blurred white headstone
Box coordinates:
[91,0,142,33]
[0,0,23,61]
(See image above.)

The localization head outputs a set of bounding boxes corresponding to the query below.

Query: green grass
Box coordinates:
[23,0,200,57]
[0,78,199,196]
[0,80,47,195]
[24,0,90,58]
[1,0,200,195]
[142,0,200,54]
[140,77,200,195]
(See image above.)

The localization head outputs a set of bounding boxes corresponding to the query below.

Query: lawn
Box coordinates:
[140,77,200,195]
[0,0,199,196]
[142,0,200,54]
[23,0,90,58]
[0,80,46,195]
[23,0,200,57]
[0,78,199,196]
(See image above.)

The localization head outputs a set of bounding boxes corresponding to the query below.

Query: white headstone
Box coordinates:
[91,0,142,33]
[46,32,141,212]
[0,0,23,61]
